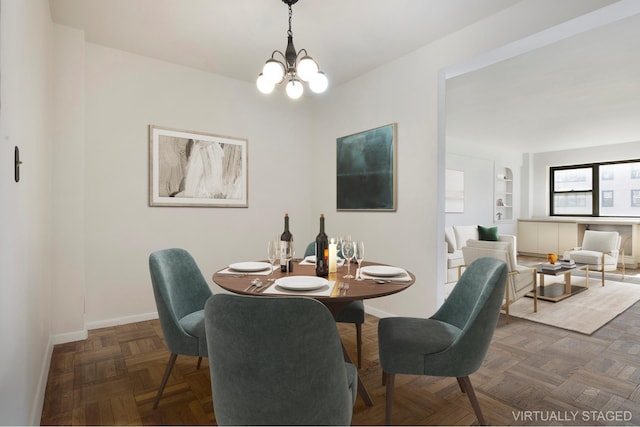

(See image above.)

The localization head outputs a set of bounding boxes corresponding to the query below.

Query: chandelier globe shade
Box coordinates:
[286,79,304,99]
[256,73,275,94]
[256,0,327,99]
[262,59,285,84]
[309,71,328,94]
[296,56,319,81]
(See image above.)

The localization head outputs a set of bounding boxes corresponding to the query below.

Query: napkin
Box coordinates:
[357,267,412,282]
[217,265,278,276]
[262,281,336,297]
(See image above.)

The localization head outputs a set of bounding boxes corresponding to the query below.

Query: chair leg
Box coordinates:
[196,356,202,370]
[456,377,466,393]
[504,279,511,323]
[533,269,538,313]
[384,372,395,426]
[355,323,362,368]
[457,376,486,426]
[153,353,178,409]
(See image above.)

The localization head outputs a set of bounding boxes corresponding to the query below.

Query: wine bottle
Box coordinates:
[315,214,329,277]
[280,213,293,272]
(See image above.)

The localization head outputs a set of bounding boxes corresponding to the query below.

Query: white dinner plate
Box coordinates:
[275,276,329,291]
[228,261,272,272]
[305,255,316,263]
[360,265,405,277]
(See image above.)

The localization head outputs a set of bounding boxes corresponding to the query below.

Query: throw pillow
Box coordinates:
[478,225,499,241]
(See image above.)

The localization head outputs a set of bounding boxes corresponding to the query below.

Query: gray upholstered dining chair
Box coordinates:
[205,294,357,426]
[305,241,365,367]
[378,257,508,426]
[149,248,212,409]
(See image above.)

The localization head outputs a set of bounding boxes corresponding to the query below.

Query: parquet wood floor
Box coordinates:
[41,297,640,425]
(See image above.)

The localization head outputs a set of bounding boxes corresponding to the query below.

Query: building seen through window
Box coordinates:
[551,160,640,217]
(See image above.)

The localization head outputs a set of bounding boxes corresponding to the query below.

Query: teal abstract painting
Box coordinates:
[337,123,397,211]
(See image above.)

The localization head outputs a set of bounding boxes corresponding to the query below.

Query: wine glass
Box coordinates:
[335,235,343,261]
[355,241,365,280]
[267,240,278,276]
[341,239,355,279]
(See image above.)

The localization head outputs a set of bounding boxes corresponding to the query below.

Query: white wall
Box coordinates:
[445,153,494,225]
[51,24,86,341]
[0,0,54,424]
[81,43,315,326]
[529,140,640,218]
[444,150,524,236]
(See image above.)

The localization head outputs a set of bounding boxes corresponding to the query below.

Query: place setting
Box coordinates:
[357,265,412,283]
[216,261,278,276]
[262,276,336,297]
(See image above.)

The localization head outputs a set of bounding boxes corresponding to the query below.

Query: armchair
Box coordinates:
[460,237,537,321]
[567,230,624,286]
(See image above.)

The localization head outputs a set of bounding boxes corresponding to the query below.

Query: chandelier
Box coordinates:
[256,0,328,99]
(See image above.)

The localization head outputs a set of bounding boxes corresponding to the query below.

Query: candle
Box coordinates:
[329,238,337,273]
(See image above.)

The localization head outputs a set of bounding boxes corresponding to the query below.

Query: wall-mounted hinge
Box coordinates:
[14,146,22,183]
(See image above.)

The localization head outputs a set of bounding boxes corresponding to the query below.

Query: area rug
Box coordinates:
[506,276,640,335]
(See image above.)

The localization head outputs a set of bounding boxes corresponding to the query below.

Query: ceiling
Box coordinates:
[49,0,640,154]
[49,0,519,86]
[446,11,640,154]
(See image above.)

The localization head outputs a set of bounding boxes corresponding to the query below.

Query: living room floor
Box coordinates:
[41,263,640,425]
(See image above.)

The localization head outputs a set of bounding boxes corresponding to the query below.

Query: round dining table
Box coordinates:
[212,260,415,406]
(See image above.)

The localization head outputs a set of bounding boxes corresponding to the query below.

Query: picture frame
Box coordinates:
[149,125,248,207]
[336,123,397,211]
[445,169,464,213]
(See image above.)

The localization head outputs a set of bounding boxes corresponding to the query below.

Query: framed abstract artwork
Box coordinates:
[149,125,248,207]
[336,123,397,211]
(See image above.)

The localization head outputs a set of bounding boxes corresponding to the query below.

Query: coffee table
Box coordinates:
[531,263,590,302]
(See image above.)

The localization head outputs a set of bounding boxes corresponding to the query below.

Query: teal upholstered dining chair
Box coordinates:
[305,241,365,367]
[149,248,212,409]
[205,294,357,426]
[378,257,508,425]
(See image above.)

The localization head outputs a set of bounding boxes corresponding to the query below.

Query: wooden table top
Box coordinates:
[212,261,415,305]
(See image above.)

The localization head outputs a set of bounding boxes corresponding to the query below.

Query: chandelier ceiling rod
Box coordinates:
[256,0,328,99]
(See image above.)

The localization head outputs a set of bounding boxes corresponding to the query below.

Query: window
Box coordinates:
[551,167,593,215]
[550,159,640,217]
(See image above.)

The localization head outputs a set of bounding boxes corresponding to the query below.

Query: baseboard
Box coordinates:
[51,328,88,345]
[30,336,54,426]
[364,303,394,319]
[85,311,159,331]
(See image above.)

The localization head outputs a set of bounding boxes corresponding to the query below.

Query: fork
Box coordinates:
[338,282,349,296]
[252,280,265,293]
[243,279,261,292]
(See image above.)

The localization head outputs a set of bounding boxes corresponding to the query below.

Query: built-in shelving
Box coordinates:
[495,166,513,223]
